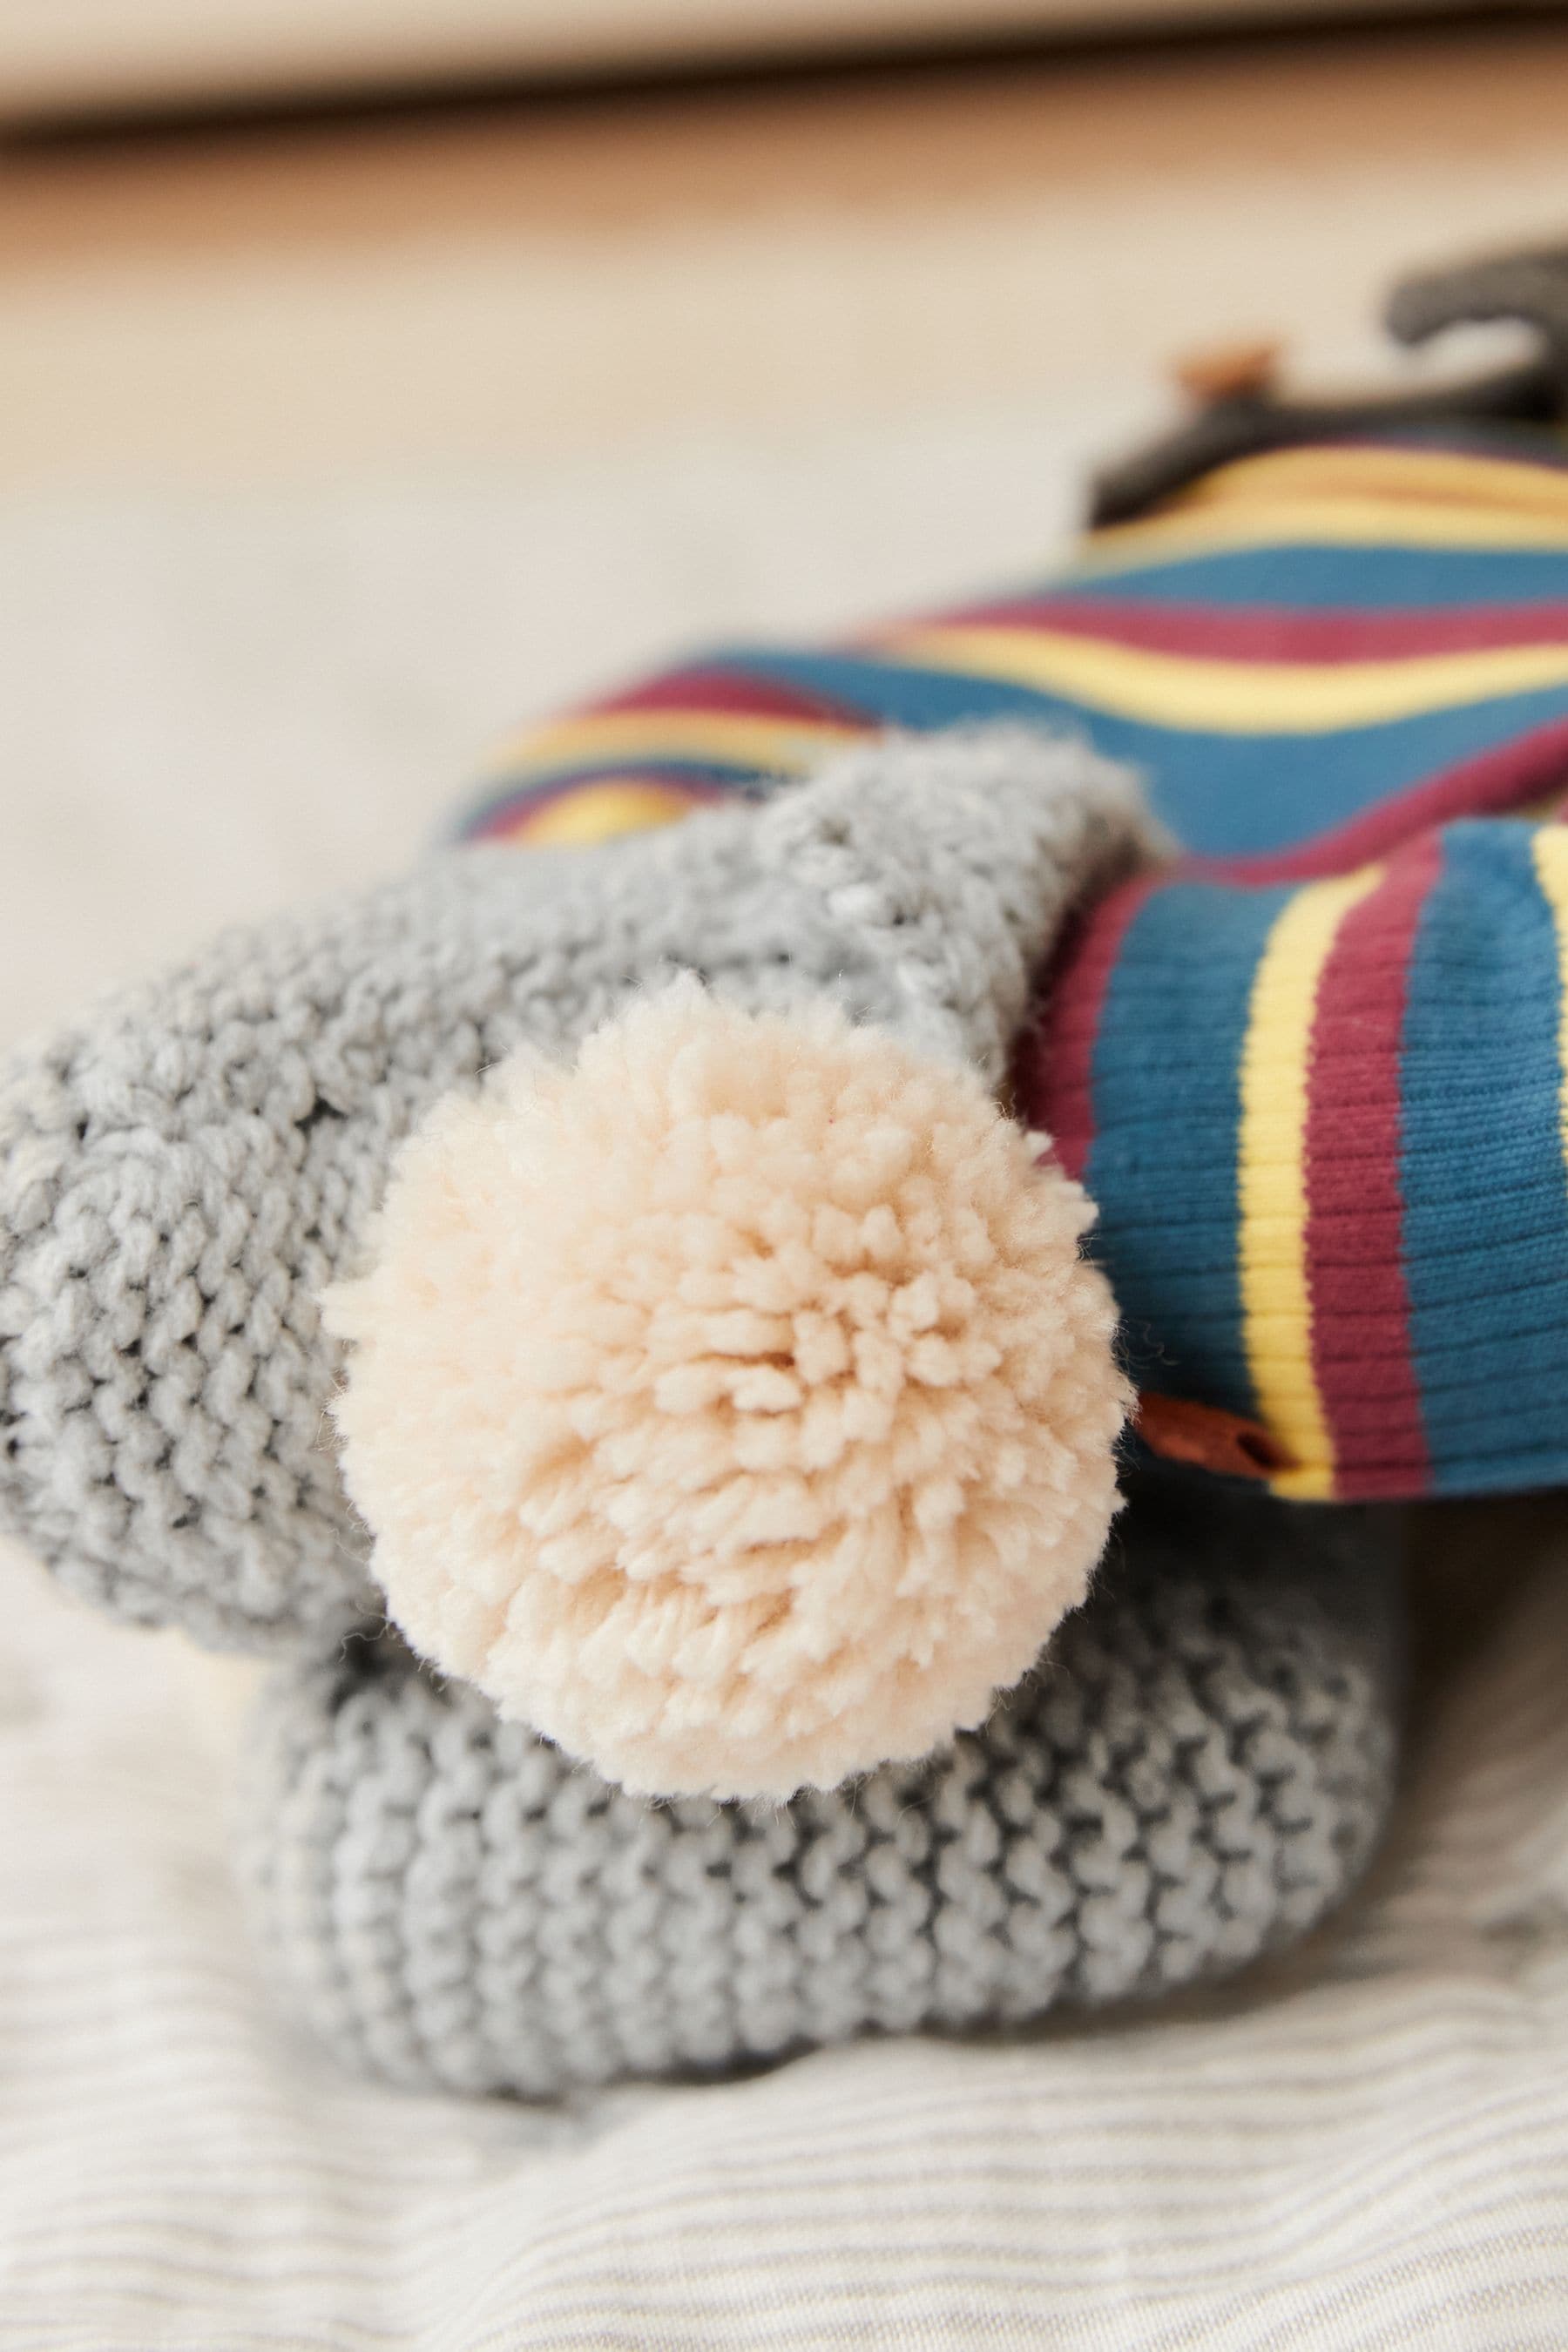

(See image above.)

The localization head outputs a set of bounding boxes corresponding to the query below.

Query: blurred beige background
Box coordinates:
[3,0,1540,119]
[3,16,1568,1056]
[7,20,1568,496]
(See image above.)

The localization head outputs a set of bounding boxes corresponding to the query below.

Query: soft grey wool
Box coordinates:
[242,1480,1401,2100]
[0,730,1154,1653]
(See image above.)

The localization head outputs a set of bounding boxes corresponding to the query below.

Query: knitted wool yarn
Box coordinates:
[241,1478,1401,2100]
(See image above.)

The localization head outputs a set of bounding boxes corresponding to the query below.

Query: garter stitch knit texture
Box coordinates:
[242,1479,1400,2100]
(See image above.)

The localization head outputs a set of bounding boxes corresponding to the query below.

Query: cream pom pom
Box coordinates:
[325,984,1130,1801]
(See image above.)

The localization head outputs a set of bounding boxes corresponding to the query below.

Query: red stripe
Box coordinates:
[573,665,869,729]
[1303,832,1443,1498]
[1186,714,1568,886]
[1011,873,1160,1181]
[913,594,1568,664]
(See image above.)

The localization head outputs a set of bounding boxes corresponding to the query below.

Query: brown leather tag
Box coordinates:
[1134,1391,1294,1483]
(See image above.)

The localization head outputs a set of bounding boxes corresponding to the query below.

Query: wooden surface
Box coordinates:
[4,17,1568,494]
[0,0,1466,124]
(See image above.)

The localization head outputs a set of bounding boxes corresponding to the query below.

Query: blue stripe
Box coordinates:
[714,649,1568,857]
[1400,823,1568,1493]
[1057,543,1568,610]
[1081,878,1290,1417]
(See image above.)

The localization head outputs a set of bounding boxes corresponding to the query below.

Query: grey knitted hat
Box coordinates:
[243,1477,1400,2100]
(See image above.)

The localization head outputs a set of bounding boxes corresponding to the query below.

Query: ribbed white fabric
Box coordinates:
[3,1506,1568,2350]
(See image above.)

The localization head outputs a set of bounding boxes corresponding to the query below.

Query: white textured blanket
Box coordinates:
[4,429,1568,2349]
[7,1505,1568,2349]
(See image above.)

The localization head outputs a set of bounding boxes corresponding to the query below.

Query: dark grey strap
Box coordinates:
[1088,241,1568,528]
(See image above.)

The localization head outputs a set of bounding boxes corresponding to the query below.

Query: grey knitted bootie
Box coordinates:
[0,728,1150,1663]
[242,1478,1401,2100]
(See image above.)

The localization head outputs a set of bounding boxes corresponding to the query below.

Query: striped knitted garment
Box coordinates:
[456,432,1568,1504]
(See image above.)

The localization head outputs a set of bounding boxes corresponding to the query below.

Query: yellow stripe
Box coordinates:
[1532,826,1568,1173]
[1239,865,1383,1501]
[490,708,862,776]
[882,625,1568,736]
[503,780,705,847]
[1173,443,1568,524]
[1075,494,1568,578]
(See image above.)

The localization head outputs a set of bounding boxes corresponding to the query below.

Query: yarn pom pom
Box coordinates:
[326,984,1129,1800]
